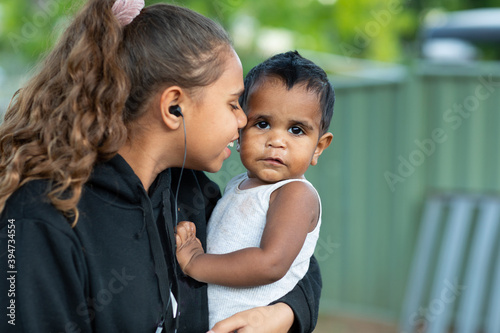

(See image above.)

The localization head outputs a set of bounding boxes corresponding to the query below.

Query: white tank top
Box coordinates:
[206,173,322,328]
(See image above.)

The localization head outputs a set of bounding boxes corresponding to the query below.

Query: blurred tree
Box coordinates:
[0,0,75,70]
[0,0,498,72]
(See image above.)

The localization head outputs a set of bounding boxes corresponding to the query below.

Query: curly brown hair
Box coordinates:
[0,0,232,226]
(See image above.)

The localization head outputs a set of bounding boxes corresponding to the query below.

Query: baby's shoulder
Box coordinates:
[270,179,319,205]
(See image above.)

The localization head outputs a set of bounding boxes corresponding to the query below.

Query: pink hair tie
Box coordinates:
[112,0,145,26]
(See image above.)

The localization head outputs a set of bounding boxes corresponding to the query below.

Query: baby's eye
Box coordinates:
[289,126,304,135]
[256,121,270,129]
[230,104,240,111]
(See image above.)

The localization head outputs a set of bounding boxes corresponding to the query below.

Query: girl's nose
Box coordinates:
[236,107,247,129]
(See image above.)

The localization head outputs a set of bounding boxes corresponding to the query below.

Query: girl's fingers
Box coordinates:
[210,314,245,333]
[210,304,293,333]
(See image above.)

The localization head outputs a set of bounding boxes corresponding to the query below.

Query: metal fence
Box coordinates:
[213,57,500,323]
[309,59,500,322]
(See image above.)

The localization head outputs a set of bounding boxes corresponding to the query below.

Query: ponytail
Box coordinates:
[0,0,129,225]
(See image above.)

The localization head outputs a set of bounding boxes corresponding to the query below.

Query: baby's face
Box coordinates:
[239,79,328,184]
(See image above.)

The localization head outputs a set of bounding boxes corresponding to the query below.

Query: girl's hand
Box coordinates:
[208,303,294,333]
[175,221,204,274]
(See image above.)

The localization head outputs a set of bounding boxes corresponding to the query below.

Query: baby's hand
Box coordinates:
[175,221,204,274]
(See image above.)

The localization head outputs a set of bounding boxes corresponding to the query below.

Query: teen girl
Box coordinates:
[0,0,320,332]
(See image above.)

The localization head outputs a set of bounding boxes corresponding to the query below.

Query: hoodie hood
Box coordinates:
[87,154,172,208]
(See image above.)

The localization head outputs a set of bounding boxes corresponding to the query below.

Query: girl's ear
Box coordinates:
[159,86,185,130]
[311,132,333,166]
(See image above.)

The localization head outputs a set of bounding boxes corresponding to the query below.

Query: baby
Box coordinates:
[175,51,334,328]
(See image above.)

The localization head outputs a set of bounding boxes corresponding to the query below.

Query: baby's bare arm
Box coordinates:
[175,182,319,287]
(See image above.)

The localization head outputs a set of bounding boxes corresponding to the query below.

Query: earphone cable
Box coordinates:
[170,114,186,332]
[174,115,186,226]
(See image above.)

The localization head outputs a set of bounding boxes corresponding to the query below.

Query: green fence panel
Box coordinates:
[210,60,500,323]
[309,75,419,320]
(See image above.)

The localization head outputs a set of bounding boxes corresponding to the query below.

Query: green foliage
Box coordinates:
[0,0,497,71]
[0,0,76,68]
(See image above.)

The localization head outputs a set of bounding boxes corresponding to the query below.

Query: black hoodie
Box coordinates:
[0,154,321,333]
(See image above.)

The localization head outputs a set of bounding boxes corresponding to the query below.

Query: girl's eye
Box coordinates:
[230,104,240,111]
[256,121,269,129]
[289,126,304,135]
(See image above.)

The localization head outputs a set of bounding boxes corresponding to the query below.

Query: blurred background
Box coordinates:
[1,0,500,332]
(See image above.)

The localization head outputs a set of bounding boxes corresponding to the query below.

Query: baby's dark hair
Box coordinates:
[240,51,334,135]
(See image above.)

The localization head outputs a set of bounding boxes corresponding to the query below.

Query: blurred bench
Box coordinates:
[400,194,500,333]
